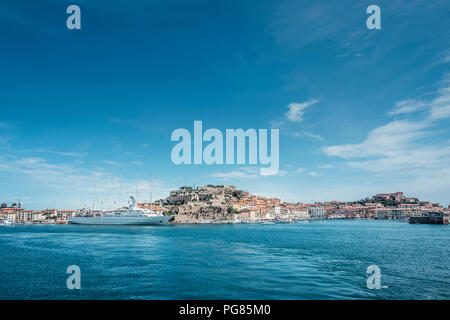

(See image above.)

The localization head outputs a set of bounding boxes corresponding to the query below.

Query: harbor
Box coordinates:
[1,188,449,226]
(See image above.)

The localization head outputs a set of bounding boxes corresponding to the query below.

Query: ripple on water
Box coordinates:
[0,221,449,299]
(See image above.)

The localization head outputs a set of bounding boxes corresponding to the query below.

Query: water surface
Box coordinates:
[0,220,449,299]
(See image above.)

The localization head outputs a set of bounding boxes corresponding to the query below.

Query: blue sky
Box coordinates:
[1,0,449,209]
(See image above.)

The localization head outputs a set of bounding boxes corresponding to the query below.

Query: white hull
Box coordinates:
[69,215,173,225]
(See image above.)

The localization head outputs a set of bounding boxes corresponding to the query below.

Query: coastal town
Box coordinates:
[1,185,449,225]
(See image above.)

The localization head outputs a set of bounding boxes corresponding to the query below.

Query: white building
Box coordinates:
[17,210,34,222]
[268,206,280,218]
[32,212,44,221]
[7,213,16,223]
[291,209,310,219]
[57,210,75,221]
[309,206,325,218]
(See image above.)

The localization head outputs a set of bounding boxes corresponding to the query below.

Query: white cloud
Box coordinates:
[322,72,450,201]
[285,99,319,122]
[211,167,287,180]
[211,167,260,180]
[54,151,87,157]
[294,167,305,174]
[319,164,334,169]
[293,131,323,140]
[324,72,450,169]
[302,131,324,141]
[387,73,450,120]
[0,155,173,209]
[388,99,428,115]
[276,170,288,176]
[309,171,320,177]
[323,120,430,159]
[429,79,450,120]
[323,118,450,175]
[102,160,119,166]
[18,148,87,158]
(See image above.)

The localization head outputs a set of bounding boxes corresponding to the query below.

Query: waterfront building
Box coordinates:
[271,206,281,217]
[371,208,422,219]
[290,209,310,219]
[32,212,44,221]
[248,208,260,221]
[1,188,445,225]
[57,210,75,222]
[17,210,34,222]
[6,212,16,223]
[232,212,242,223]
[42,209,58,219]
[309,206,325,218]
[239,209,250,220]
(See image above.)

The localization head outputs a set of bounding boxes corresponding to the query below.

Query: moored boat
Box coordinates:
[69,196,174,225]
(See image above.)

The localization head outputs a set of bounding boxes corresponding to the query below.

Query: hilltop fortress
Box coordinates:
[159,185,309,223]
[164,185,244,223]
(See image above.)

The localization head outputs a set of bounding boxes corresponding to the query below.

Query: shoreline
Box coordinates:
[2,217,448,227]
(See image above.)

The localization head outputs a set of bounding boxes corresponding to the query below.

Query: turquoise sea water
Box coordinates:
[0,220,449,300]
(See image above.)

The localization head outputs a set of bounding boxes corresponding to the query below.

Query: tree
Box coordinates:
[227,205,238,215]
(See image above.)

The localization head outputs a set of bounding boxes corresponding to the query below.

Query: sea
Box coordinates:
[0,220,449,299]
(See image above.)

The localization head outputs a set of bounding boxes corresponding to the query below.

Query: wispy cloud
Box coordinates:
[388,74,450,119]
[294,167,305,174]
[323,72,450,183]
[211,167,261,180]
[14,148,88,158]
[273,99,324,142]
[267,0,448,59]
[388,99,428,115]
[323,120,430,159]
[102,160,120,166]
[285,99,319,122]
[211,167,287,180]
[302,131,324,141]
[46,151,87,158]
[0,155,172,209]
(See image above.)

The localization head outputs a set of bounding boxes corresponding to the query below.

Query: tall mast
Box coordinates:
[93,174,96,210]
[108,174,112,209]
[119,173,123,207]
[135,172,138,199]
[150,173,153,213]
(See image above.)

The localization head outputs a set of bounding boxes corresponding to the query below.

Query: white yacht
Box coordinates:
[69,196,174,225]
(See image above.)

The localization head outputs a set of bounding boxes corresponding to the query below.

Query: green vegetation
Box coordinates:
[227,205,238,215]
[232,190,245,200]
